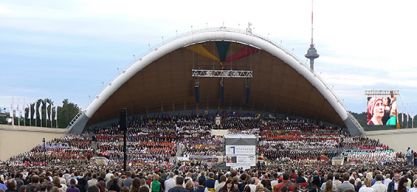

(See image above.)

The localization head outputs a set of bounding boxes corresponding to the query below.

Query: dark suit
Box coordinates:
[387,181,397,192]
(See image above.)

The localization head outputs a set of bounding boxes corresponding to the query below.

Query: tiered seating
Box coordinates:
[259,119,341,161]
[6,112,401,168]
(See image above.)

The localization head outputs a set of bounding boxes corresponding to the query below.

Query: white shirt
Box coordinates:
[271,180,279,190]
[334,180,342,192]
[164,178,176,192]
[59,184,68,192]
[394,182,399,191]
[249,184,257,192]
[60,177,67,185]
[372,181,387,192]
[215,182,225,192]
[88,179,98,188]
[408,187,417,192]
[383,179,392,187]
[359,186,375,192]
[105,173,114,183]
[321,182,337,192]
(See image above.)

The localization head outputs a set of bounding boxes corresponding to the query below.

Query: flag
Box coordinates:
[54,106,58,120]
[22,106,26,126]
[33,103,37,119]
[38,102,43,120]
[28,104,31,120]
[46,103,49,121]
[16,105,20,118]
[50,104,53,122]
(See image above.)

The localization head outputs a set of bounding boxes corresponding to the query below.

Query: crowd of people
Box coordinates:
[1,158,417,192]
[6,112,414,167]
[2,111,417,192]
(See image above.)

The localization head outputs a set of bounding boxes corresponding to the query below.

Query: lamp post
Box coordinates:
[119,108,128,171]
[42,138,46,165]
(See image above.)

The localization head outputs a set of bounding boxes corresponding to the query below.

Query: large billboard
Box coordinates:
[225,145,256,169]
[366,90,398,126]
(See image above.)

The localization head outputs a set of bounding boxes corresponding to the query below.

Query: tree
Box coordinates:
[350,111,367,127]
[0,110,8,124]
[6,98,81,128]
[57,99,80,128]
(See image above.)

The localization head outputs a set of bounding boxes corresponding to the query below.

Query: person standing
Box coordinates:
[168,176,188,192]
[408,180,417,192]
[5,180,17,192]
[372,175,387,192]
[388,173,400,192]
[165,173,176,192]
[151,175,162,192]
[359,178,375,192]
[397,178,408,192]
[218,180,238,192]
[67,179,81,192]
[338,173,355,192]
[123,172,133,189]
[406,147,414,166]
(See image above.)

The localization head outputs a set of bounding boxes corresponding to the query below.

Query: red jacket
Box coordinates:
[273,180,297,192]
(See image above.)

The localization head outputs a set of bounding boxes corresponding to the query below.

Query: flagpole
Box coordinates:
[23,100,25,126]
[11,98,14,126]
[28,104,30,126]
[40,103,42,127]
[23,107,26,126]
[48,103,50,127]
[48,104,50,127]
[42,101,48,127]
[35,103,37,127]
[45,102,48,127]
[50,104,53,128]
[55,106,58,128]
[17,105,20,126]
[29,104,32,126]
[40,102,43,127]
[23,99,25,126]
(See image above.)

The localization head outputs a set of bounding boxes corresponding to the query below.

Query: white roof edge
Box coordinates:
[85,28,348,121]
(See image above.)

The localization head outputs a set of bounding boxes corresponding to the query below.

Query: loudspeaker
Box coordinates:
[194,84,200,103]
[119,108,127,131]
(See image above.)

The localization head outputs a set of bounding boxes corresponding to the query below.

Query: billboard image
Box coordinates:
[225,145,256,169]
[366,91,398,126]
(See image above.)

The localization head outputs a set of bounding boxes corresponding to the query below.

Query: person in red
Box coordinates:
[273,173,298,192]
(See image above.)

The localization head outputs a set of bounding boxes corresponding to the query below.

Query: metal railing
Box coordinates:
[66,111,84,129]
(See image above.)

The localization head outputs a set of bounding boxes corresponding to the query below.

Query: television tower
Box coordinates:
[305,0,319,71]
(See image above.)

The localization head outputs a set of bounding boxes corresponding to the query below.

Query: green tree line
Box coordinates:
[0,98,80,128]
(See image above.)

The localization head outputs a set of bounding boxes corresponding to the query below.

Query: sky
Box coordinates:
[1,0,416,115]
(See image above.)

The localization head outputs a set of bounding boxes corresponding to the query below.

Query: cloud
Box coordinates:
[1,0,417,114]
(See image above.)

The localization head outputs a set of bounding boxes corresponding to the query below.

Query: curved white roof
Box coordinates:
[84,27,348,121]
